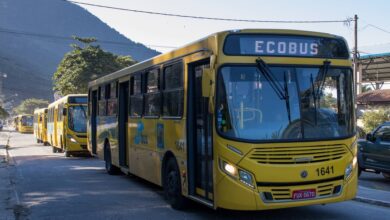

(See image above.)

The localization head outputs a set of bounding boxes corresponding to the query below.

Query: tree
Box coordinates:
[53,36,136,95]
[362,108,390,133]
[361,84,373,93]
[0,106,9,119]
[13,98,49,115]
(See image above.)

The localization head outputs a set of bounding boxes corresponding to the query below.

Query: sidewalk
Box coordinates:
[0,131,15,220]
[355,185,390,208]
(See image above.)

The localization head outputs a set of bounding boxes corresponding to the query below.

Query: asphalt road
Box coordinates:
[359,171,390,192]
[3,131,390,220]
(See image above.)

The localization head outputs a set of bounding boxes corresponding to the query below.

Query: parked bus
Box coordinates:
[34,108,49,145]
[14,114,34,133]
[87,29,357,210]
[47,94,88,157]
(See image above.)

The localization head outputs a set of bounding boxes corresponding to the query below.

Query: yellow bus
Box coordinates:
[14,114,34,133]
[47,94,88,157]
[34,108,49,145]
[87,29,357,210]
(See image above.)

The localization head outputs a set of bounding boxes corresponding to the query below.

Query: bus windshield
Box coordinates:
[21,116,33,126]
[68,105,87,133]
[216,65,354,142]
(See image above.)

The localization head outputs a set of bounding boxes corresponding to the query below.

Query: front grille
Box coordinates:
[249,144,348,164]
[261,182,342,203]
[76,135,87,138]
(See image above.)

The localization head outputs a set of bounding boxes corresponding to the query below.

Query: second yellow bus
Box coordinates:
[47,94,88,157]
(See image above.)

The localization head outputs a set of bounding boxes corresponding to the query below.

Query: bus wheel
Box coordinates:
[52,146,57,153]
[163,158,188,210]
[65,151,71,158]
[104,142,119,175]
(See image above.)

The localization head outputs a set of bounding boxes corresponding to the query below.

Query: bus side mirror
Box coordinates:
[63,108,67,116]
[202,68,213,98]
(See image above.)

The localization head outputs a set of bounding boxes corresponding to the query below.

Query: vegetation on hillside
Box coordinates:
[13,98,49,115]
[0,106,9,119]
[53,36,136,95]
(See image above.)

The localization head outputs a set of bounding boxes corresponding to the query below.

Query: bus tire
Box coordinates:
[163,158,188,210]
[104,141,119,175]
[60,137,64,153]
[52,146,57,153]
[65,151,71,158]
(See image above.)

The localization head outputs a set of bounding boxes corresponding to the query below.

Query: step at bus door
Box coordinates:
[118,81,129,167]
[188,61,213,202]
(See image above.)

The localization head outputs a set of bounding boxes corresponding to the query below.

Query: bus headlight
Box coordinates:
[345,156,357,180]
[221,161,237,176]
[67,134,77,143]
[220,159,255,188]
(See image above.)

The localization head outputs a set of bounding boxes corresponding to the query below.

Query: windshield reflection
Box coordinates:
[68,105,87,133]
[216,65,354,141]
[21,116,33,127]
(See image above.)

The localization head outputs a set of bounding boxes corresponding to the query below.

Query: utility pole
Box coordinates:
[353,14,360,96]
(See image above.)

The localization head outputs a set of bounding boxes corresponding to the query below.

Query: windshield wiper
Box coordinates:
[316,60,331,99]
[311,60,331,125]
[256,58,291,122]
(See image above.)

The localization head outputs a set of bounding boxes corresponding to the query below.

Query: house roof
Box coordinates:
[357,89,390,104]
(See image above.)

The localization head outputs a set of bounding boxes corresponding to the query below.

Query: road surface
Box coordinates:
[1,130,390,220]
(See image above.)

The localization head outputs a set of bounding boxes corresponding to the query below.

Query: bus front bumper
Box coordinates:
[19,127,33,133]
[66,136,88,153]
[215,166,357,210]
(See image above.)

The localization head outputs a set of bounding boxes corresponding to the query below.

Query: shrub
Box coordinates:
[362,108,390,133]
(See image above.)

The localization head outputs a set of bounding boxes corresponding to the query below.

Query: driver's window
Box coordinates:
[375,125,390,142]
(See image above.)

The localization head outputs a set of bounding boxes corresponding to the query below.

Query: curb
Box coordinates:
[354,196,390,208]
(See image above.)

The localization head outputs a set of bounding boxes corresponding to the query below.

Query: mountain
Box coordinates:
[0,0,160,108]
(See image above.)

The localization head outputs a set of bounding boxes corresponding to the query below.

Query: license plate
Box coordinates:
[292,189,316,200]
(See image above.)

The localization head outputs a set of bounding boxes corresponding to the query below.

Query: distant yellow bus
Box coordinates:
[34,108,49,145]
[14,114,34,133]
[47,94,88,157]
[88,29,357,210]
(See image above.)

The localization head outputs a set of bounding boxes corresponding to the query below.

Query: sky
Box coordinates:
[71,0,390,54]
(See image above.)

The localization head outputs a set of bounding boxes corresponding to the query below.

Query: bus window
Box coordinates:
[130,74,143,117]
[162,62,183,118]
[108,82,118,116]
[144,69,161,117]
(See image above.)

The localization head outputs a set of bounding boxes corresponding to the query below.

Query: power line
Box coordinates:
[66,0,352,24]
[0,27,177,49]
[359,24,390,35]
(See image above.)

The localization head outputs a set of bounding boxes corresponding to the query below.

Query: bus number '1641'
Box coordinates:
[315,166,334,176]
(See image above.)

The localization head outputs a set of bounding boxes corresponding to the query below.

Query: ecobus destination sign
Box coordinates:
[223,34,349,59]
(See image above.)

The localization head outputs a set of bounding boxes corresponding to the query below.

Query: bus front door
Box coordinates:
[91,90,98,154]
[118,81,129,168]
[188,61,213,203]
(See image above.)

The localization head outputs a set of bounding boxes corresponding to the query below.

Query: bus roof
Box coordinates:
[48,94,87,108]
[33,108,47,114]
[16,114,33,117]
[88,29,347,87]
